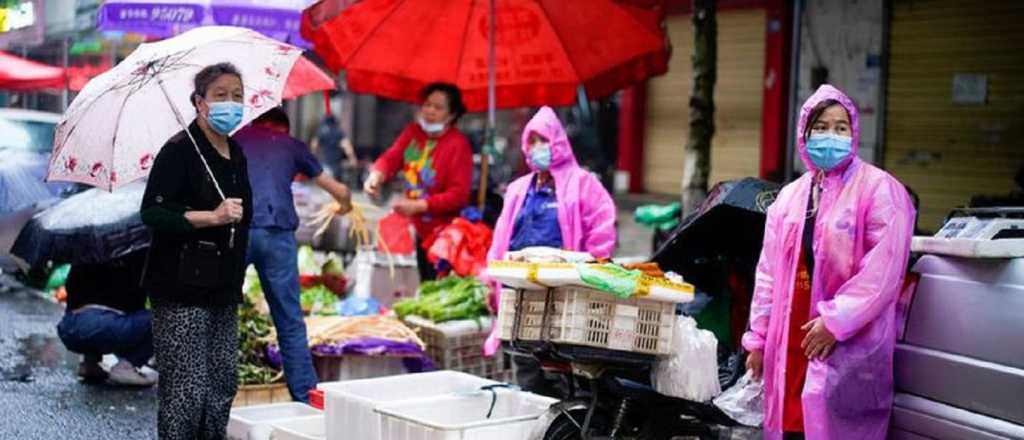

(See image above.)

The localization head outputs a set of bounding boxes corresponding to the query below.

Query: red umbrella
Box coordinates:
[301,0,669,112]
[283,55,337,99]
[0,50,66,91]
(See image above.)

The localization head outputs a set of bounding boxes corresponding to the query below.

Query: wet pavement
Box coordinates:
[0,279,158,440]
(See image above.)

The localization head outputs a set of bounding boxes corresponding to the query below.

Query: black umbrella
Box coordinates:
[652,177,780,276]
[652,178,781,355]
[11,181,150,268]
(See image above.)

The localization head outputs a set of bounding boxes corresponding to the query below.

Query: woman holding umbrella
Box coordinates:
[363,82,474,280]
[140,63,253,439]
[742,85,914,439]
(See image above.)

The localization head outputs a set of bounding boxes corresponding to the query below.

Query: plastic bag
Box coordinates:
[577,263,642,299]
[427,218,493,277]
[712,371,764,427]
[377,212,416,255]
[634,202,681,231]
[46,264,71,290]
[651,316,721,402]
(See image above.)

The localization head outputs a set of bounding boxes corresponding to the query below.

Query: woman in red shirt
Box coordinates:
[363,82,473,280]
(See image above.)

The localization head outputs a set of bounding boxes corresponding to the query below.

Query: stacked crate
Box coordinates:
[402,315,514,383]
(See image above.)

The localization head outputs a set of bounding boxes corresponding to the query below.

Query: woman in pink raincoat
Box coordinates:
[742,85,915,440]
[483,106,617,395]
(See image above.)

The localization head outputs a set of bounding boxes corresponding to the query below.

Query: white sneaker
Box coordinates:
[108,361,157,387]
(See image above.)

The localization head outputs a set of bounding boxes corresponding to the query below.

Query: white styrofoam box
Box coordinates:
[375,389,558,440]
[318,370,499,440]
[270,415,325,440]
[227,403,321,440]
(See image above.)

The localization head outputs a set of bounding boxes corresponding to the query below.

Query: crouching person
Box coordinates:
[56,250,156,386]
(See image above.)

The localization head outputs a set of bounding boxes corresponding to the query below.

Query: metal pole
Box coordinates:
[783,0,803,182]
[478,0,496,211]
[487,0,496,128]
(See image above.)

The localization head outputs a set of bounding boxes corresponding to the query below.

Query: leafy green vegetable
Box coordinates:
[301,285,338,315]
[298,245,320,275]
[394,276,489,323]
[322,253,344,276]
[238,285,279,385]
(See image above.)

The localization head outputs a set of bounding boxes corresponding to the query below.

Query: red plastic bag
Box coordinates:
[427,218,493,277]
[377,212,416,255]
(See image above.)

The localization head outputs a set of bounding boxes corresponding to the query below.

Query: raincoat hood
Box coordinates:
[797,84,860,173]
[521,106,578,172]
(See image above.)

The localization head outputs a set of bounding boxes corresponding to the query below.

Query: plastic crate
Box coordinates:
[318,370,498,440]
[375,389,557,440]
[227,402,321,440]
[499,286,678,355]
[404,315,513,382]
[271,415,325,440]
[312,353,406,382]
[496,289,549,341]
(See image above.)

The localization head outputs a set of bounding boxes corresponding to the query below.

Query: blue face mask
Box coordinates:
[806,133,852,171]
[530,143,552,171]
[206,101,244,135]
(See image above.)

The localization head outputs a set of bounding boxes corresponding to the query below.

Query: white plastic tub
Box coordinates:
[271,415,325,440]
[318,370,498,440]
[375,389,557,440]
[227,402,321,440]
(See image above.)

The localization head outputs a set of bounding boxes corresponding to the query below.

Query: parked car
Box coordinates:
[0,108,75,273]
[891,208,1024,440]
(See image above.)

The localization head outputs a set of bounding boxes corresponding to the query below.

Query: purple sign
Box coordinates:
[98,2,205,37]
[97,0,310,46]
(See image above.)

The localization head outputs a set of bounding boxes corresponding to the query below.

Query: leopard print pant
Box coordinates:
[153,301,238,440]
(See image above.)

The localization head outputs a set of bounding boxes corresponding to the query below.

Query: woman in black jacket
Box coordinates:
[140,62,252,439]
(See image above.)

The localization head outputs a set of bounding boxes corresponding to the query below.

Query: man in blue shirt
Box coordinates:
[235,107,351,402]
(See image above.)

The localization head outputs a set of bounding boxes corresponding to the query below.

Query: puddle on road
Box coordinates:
[1,334,78,383]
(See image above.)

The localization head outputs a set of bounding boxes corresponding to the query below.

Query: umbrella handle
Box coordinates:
[478,154,489,212]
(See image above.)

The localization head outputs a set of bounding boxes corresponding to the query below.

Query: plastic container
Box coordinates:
[271,415,326,440]
[227,402,321,440]
[496,289,549,341]
[318,370,498,440]
[375,389,557,440]
[308,389,325,410]
[499,286,679,355]
[484,261,580,289]
[403,315,512,381]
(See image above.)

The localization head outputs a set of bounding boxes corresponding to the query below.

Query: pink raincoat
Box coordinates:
[483,106,617,355]
[741,85,915,439]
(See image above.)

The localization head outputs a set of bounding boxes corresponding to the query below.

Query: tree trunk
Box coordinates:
[681,0,717,215]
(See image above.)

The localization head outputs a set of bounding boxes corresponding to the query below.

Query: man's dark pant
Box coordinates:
[247,227,319,402]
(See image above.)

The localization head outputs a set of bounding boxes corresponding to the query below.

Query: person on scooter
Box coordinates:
[742,85,915,439]
[483,106,617,397]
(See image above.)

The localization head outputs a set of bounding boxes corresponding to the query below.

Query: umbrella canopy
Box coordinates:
[0,50,66,91]
[301,0,669,112]
[46,26,335,190]
[11,181,149,268]
[652,177,782,277]
[97,0,318,46]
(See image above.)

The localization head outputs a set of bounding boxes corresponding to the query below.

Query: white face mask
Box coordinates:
[417,116,446,134]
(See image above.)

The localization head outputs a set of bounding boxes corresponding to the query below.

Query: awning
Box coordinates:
[0,50,66,91]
